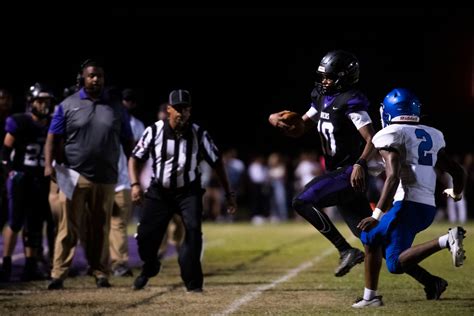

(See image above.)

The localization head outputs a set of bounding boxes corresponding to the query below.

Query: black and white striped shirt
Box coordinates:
[132,120,220,189]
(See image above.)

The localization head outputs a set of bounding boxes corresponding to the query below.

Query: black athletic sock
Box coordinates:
[405,265,435,286]
[293,200,351,252]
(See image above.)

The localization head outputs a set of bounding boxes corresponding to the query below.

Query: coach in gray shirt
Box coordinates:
[44,59,134,290]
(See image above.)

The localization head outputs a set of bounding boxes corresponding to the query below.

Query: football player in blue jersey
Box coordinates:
[352,88,466,308]
[270,50,377,277]
[0,83,54,281]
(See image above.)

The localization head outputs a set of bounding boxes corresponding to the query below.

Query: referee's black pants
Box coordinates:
[136,181,205,291]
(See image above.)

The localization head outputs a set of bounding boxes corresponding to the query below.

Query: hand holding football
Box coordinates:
[280,111,304,137]
[281,111,301,124]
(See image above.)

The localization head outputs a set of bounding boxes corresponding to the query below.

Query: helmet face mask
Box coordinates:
[380,88,421,128]
[315,50,360,95]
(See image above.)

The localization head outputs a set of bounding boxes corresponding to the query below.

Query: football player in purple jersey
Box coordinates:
[0,83,53,281]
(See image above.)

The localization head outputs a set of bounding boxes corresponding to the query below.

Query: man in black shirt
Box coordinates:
[129,89,237,292]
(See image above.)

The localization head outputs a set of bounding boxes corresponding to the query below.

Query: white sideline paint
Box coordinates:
[213,237,356,316]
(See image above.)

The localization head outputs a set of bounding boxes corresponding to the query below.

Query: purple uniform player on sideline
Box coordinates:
[0,83,53,281]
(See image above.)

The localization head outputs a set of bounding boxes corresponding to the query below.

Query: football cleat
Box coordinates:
[424,277,448,300]
[47,278,64,290]
[448,227,466,267]
[352,296,384,308]
[335,248,365,277]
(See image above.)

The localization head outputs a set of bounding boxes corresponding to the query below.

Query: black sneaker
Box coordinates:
[424,277,448,300]
[47,278,64,290]
[335,248,365,277]
[186,287,203,293]
[133,275,149,290]
[95,276,112,288]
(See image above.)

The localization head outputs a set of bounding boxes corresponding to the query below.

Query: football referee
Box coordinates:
[129,89,237,292]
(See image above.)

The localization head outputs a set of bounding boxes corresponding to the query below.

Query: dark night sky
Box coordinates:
[1,7,473,160]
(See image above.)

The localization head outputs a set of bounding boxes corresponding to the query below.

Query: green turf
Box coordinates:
[0,221,473,315]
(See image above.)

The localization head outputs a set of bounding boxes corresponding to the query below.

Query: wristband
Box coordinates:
[355,158,367,169]
[372,208,384,221]
[131,182,140,187]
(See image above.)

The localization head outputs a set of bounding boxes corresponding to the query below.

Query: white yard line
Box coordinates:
[213,237,356,316]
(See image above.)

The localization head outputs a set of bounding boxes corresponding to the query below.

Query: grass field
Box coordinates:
[0,221,473,315]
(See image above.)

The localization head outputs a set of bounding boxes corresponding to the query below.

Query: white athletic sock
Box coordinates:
[438,234,449,249]
[363,287,377,301]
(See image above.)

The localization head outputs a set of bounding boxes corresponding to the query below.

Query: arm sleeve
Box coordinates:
[347,111,372,130]
[4,116,18,135]
[305,104,318,122]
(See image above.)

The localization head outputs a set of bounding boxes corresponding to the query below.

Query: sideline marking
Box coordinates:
[213,237,356,316]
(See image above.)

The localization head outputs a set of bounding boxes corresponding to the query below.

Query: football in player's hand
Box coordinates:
[281,111,304,137]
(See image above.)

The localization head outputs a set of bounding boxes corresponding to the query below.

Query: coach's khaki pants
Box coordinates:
[108,189,132,270]
[51,175,114,280]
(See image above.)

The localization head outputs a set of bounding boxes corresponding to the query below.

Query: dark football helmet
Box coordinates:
[27,83,54,102]
[315,50,360,95]
[27,83,54,118]
[380,88,421,128]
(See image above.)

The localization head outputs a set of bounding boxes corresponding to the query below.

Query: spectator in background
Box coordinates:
[221,148,245,222]
[293,151,323,197]
[107,88,146,277]
[268,152,288,222]
[439,163,468,224]
[247,154,270,225]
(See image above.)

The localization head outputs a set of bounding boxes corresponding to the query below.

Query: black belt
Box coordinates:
[150,178,200,194]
